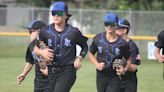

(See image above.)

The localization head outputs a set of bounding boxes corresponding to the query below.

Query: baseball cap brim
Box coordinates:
[26,20,46,30]
[67,13,72,17]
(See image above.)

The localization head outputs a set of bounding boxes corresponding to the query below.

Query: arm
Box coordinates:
[88,52,105,71]
[17,63,33,84]
[87,36,105,71]
[73,41,88,69]
[124,57,131,72]
[74,30,88,69]
[76,33,88,59]
[122,44,131,73]
[128,42,141,72]
[33,31,54,61]
[154,48,164,63]
[34,45,54,61]
[128,64,137,72]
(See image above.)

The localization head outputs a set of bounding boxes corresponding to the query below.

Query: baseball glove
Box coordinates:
[38,40,52,69]
[112,57,126,70]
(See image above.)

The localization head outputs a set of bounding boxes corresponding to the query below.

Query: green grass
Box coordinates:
[0,58,164,92]
[137,61,164,92]
[0,58,34,92]
[0,36,28,58]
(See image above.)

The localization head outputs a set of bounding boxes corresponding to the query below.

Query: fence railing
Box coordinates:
[0,32,156,41]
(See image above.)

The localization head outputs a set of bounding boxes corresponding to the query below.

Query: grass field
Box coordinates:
[0,58,164,92]
[0,36,164,92]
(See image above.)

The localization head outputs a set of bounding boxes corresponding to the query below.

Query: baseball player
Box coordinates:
[116,18,141,92]
[154,30,164,63]
[17,20,49,92]
[33,1,88,92]
[154,30,164,79]
[88,12,131,92]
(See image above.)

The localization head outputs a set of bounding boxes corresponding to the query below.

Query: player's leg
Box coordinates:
[96,72,108,92]
[34,84,50,92]
[123,74,138,92]
[124,82,137,92]
[43,88,50,92]
[34,89,43,92]
[48,71,57,92]
[106,77,121,92]
[53,69,76,92]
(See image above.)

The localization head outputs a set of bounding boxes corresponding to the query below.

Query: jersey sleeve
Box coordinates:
[130,42,141,65]
[28,39,36,51]
[155,40,164,48]
[26,46,34,64]
[76,29,88,58]
[89,36,98,55]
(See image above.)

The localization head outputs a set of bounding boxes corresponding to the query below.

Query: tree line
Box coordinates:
[16,0,164,10]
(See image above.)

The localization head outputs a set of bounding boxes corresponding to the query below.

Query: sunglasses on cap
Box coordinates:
[104,22,117,27]
[52,11,65,16]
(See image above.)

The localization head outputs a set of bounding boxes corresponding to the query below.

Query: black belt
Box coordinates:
[49,64,74,73]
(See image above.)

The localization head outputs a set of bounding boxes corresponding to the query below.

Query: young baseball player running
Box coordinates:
[116,18,141,92]
[33,1,88,92]
[88,12,131,92]
[154,30,164,79]
[154,30,164,63]
[17,20,49,92]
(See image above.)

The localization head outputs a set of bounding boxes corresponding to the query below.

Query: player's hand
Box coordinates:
[40,48,54,62]
[40,67,48,76]
[16,74,25,85]
[116,66,125,76]
[157,55,164,63]
[95,62,105,71]
[74,56,82,69]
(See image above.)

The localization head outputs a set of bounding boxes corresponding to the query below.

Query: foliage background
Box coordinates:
[16,0,164,10]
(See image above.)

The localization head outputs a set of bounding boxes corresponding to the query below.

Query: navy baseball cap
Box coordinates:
[52,1,72,17]
[118,18,130,29]
[26,20,46,30]
[104,12,118,23]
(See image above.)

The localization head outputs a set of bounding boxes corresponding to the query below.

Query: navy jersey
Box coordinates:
[90,32,130,72]
[155,31,164,54]
[36,24,88,66]
[26,41,49,90]
[128,39,141,65]
[121,39,141,87]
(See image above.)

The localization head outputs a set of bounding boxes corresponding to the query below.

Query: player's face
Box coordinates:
[52,11,67,24]
[104,22,118,34]
[30,29,39,41]
[116,28,126,36]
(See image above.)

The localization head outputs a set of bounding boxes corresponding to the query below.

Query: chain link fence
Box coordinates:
[0,7,164,60]
[0,7,164,35]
